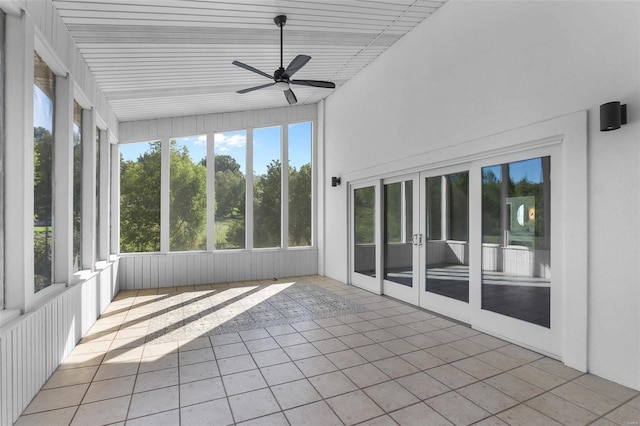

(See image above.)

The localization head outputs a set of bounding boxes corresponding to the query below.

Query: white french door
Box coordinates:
[349,145,562,359]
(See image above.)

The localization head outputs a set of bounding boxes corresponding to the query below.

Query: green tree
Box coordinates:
[34,126,53,289]
[169,141,207,251]
[254,159,281,248]
[120,142,161,252]
[288,163,311,246]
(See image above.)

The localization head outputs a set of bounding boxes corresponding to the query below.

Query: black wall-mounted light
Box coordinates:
[600,101,627,131]
[331,177,341,187]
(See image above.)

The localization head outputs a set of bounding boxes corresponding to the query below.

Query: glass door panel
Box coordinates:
[481,157,551,327]
[425,172,469,303]
[384,180,413,287]
[351,183,380,294]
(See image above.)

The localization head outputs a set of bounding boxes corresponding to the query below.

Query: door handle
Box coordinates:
[412,234,423,246]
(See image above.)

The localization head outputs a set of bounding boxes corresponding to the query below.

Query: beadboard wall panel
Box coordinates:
[119,103,316,143]
[117,250,317,289]
[0,261,118,425]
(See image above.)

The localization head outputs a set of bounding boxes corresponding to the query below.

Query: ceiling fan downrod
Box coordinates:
[274,15,287,71]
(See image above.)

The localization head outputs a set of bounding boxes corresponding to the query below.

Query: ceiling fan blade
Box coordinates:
[290,79,336,89]
[232,60,273,80]
[285,55,311,77]
[284,88,297,105]
[237,82,275,94]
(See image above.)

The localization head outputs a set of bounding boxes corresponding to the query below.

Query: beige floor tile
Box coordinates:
[42,366,98,389]
[14,407,76,426]
[497,404,562,426]
[527,392,599,425]
[103,346,144,364]
[181,398,234,426]
[71,395,130,425]
[94,361,140,381]
[210,332,242,346]
[572,373,639,402]
[294,355,338,377]
[349,321,380,333]
[228,388,281,423]
[128,386,179,418]
[284,400,342,426]
[327,390,385,426]
[260,361,304,386]
[449,339,490,356]
[425,344,467,363]
[312,337,349,354]
[110,336,145,351]
[509,364,567,390]
[379,339,420,355]
[274,332,308,347]
[70,340,112,356]
[245,337,279,353]
[290,320,321,332]
[356,415,399,425]
[141,341,177,358]
[178,347,215,365]
[252,348,291,368]
[239,328,270,341]
[452,357,502,380]
[134,367,179,393]
[551,382,621,415]
[283,342,322,360]
[355,343,396,362]
[126,409,179,426]
[222,369,268,395]
[23,383,88,414]
[137,353,178,373]
[343,363,391,388]
[314,317,343,327]
[180,377,226,406]
[426,364,477,389]
[400,350,446,370]
[300,328,333,342]
[338,333,376,348]
[386,325,419,338]
[237,412,289,426]
[58,352,105,370]
[83,375,136,403]
[325,324,357,337]
[271,378,322,410]
[179,360,220,383]
[178,337,211,352]
[589,419,619,426]
[326,349,368,369]
[363,329,398,343]
[484,373,545,401]
[373,356,420,379]
[530,357,583,381]
[426,391,490,425]
[474,350,525,371]
[495,343,543,361]
[605,403,640,425]
[425,330,461,344]
[390,402,453,426]
[396,372,451,400]
[218,354,257,375]
[447,325,481,339]
[214,342,249,359]
[473,417,510,426]
[364,380,420,412]
[403,333,441,349]
[309,370,357,398]
[457,382,518,414]
[406,322,439,334]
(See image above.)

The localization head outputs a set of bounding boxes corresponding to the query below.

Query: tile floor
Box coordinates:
[15,275,640,425]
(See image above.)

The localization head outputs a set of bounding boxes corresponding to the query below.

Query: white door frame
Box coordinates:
[349,180,382,294]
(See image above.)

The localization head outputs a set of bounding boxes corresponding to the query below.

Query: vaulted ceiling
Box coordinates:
[52,0,447,122]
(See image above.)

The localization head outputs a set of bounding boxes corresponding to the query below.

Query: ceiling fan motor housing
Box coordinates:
[274,15,287,27]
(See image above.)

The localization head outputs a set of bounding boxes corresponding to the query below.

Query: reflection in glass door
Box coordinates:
[353,186,376,278]
[425,172,469,302]
[384,180,413,287]
[481,157,551,327]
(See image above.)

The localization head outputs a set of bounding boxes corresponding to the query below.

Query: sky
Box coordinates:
[34,86,53,131]
[483,157,545,184]
[120,121,312,176]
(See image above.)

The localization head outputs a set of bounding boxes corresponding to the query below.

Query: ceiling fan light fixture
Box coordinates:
[273,81,289,91]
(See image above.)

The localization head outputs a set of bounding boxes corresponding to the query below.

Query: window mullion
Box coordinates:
[160,137,170,253]
[246,129,254,250]
[282,124,289,249]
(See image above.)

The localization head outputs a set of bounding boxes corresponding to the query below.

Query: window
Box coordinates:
[288,122,312,247]
[72,101,82,271]
[253,126,282,248]
[120,141,161,252]
[214,130,246,250]
[170,135,207,251]
[33,52,55,291]
[95,127,101,260]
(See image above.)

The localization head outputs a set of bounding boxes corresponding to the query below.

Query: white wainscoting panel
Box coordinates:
[0,261,119,425]
[117,250,318,290]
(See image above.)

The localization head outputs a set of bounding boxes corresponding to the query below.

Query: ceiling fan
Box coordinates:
[233,15,336,105]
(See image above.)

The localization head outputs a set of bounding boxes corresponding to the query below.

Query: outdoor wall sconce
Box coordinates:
[331,176,341,187]
[600,101,627,131]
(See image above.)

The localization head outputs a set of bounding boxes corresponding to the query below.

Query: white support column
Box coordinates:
[110,142,120,254]
[99,128,110,259]
[206,131,215,251]
[441,175,448,240]
[246,129,254,250]
[4,10,34,311]
[81,108,96,270]
[281,124,289,249]
[53,73,73,284]
[160,137,170,253]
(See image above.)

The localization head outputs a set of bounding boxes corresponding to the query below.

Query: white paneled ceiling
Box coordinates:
[52,0,447,122]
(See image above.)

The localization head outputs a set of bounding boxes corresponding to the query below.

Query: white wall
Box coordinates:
[322,1,640,389]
